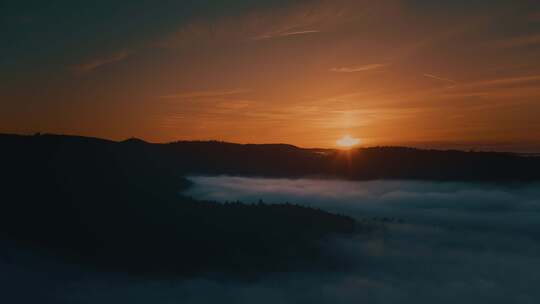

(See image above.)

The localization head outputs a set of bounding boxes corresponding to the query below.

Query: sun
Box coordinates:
[336,135,361,148]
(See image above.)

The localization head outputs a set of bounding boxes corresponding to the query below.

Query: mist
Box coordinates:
[186,177,540,235]
[2,177,540,303]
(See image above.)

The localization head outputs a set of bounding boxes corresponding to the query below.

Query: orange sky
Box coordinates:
[2,0,540,151]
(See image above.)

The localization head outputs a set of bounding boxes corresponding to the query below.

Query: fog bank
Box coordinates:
[2,177,540,303]
[187,177,540,236]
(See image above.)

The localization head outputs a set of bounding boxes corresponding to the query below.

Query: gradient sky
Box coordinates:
[2,0,540,151]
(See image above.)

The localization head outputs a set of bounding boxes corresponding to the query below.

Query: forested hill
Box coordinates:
[3,133,539,181]
[0,133,355,276]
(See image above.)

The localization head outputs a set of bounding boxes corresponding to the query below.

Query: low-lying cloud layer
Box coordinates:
[2,177,540,303]
[187,177,540,235]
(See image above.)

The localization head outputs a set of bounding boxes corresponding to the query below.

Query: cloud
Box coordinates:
[253,30,321,40]
[423,73,458,85]
[70,51,130,73]
[157,0,387,48]
[331,64,387,73]
[430,75,540,99]
[159,89,250,99]
[466,75,540,88]
[185,177,540,226]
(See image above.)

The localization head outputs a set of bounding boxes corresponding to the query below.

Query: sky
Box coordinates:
[2,0,540,151]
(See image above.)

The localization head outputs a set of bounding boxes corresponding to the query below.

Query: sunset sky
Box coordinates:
[2,0,540,151]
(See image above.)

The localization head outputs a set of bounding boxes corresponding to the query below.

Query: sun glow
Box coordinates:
[336,135,361,148]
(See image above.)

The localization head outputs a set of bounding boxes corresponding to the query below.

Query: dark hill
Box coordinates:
[0,133,355,276]
[329,146,540,181]
[2,133,540,181]
[121,137,148,145]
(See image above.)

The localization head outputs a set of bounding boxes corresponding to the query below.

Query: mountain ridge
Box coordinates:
[2,132,539,181]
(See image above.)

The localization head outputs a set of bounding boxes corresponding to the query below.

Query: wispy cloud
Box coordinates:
[330,64,387,73]
[159,89,250,100]
[158,0,378,48]
[427,75,540,104]
[253,30,321,40]
[467,75,540,88]
[438,87,540,102]
[423,73,458,85]
[70,51,130,73]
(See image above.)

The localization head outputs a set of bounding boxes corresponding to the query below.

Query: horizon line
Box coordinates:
[2,131,540,154]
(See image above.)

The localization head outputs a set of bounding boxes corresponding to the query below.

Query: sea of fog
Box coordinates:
[2,177,540,303]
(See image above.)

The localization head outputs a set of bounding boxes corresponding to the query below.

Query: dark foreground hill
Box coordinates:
[0,133,355,276]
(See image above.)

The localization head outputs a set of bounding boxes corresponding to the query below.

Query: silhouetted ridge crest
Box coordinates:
[1,133,539,181]
[121,137,148,144]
